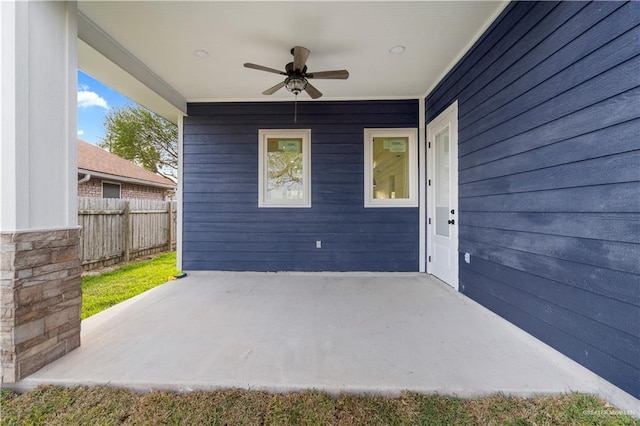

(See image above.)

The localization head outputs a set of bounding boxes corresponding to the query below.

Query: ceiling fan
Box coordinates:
[244,46,349,99]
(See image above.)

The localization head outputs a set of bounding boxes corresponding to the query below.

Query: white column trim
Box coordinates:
[66,1,78,227]
[176,115,184,271]
[418,97,426,272]
[1,1,78,231]
[0,0,19,230]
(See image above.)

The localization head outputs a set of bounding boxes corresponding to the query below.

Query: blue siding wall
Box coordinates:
[183,100,419,272]
[426,1,640,397]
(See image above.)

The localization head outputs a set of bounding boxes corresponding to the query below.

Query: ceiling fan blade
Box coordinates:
[263,81,286,95]
[244,63,287,75]
[304,81,323,99]
[306,70,349,79]
[293,46,310,72]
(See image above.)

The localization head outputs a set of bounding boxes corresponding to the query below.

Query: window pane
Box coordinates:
[266,138,304,201]
[435,127,450,237]
[103,182,120,199]
[372,137,409,199]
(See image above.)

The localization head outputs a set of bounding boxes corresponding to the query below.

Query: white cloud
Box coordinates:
[78,90,108,109]
[77,130,84,136]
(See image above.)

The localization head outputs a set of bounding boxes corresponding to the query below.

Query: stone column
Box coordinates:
[1,229,81,381]
[1,1,80,382]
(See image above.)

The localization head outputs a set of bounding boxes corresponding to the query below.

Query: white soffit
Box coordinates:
[78,1,507,104]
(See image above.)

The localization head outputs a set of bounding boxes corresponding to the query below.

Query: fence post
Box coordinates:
[123,200,130,262]
[167,201,173,251]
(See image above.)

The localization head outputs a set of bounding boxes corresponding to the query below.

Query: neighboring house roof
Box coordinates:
[78,140,176,189]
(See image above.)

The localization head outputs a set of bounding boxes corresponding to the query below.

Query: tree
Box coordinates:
[267,151,303,190]
[100,105,178,181]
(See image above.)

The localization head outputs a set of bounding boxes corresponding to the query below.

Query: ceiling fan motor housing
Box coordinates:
[285,62,307,75]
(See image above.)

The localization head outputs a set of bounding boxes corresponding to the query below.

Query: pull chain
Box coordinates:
[294,94,298,123]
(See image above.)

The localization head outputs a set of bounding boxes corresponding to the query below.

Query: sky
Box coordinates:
[77,70,135,145]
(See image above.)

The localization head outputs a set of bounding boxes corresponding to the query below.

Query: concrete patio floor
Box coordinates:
[15,272,638,413]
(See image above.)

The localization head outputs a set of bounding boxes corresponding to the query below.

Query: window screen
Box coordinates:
[102,182,121,199]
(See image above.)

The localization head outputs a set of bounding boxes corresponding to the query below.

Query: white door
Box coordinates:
[427,102,458,289]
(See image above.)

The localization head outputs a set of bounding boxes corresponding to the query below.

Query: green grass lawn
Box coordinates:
[1,386,636,425]
[81,252,179,319]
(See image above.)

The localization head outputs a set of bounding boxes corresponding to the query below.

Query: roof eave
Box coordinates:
[78,169,176,190]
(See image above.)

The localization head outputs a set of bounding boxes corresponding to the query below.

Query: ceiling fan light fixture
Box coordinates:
[244,46,348,99]
[285,76,307,95]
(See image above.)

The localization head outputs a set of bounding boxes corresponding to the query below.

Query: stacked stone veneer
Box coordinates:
[1,228,82,382]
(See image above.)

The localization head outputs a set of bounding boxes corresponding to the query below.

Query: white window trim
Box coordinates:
[364,128,418,208]
[101,180,121,199]
[258,129,311,208]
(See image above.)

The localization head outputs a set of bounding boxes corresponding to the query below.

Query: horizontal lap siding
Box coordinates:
[426,1,640,397]
[183,100,419,272]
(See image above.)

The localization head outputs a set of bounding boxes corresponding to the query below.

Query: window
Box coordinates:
[102,181,121,199]
[364,128,418,207]
[258,129,311,208]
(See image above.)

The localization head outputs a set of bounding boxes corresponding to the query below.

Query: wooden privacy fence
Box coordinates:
[78,197,177,270]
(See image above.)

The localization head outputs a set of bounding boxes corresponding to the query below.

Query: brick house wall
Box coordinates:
[77,177,102,198]
[77,176,168,200]
[121,182,166,200]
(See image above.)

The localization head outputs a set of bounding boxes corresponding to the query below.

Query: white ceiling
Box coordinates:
[78,1,506,116]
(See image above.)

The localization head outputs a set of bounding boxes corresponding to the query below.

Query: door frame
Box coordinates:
[426,100,459,290]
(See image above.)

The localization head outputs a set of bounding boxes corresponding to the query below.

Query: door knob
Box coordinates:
[448,219,455,225]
